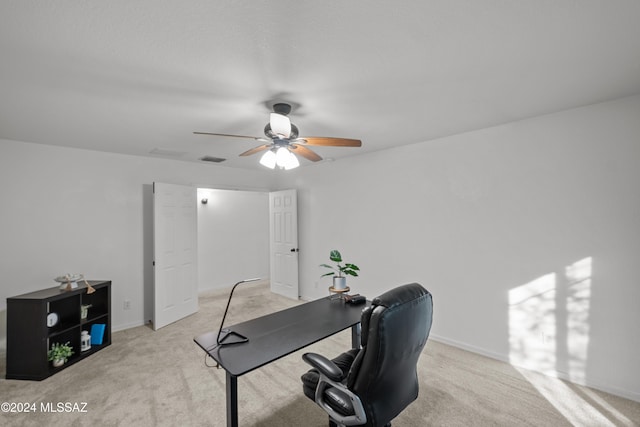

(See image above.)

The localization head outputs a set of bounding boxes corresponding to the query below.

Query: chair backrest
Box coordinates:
[347,283,433,427]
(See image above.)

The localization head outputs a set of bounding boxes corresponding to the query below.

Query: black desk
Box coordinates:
[194,296,366,427]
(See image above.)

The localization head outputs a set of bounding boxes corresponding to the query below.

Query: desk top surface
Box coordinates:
[194,296,367,377]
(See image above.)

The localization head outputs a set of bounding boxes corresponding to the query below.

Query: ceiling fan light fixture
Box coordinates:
[259,149,277,169]
[284,152,300,170]
[195,101,361,169]
[270,113,291,138]
[275,146,299,170]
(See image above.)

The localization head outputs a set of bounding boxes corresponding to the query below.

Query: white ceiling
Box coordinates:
[1,1,640,170]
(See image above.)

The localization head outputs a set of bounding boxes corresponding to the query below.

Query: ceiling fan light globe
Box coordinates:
[270,113,291,138]
[275,147,299,170]
[284,151,300,170]
[275,146,289,167]
[259,150,277,169]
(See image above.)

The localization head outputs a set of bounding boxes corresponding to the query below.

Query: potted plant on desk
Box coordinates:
[320,249,360,290]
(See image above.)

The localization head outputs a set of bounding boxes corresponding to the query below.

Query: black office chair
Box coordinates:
[301,283,433,427]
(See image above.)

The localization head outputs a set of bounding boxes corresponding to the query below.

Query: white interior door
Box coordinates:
[269,189,299,300]
[153,182,198,330]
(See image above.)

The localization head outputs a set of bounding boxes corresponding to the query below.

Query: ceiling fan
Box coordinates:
[194,103,362,170]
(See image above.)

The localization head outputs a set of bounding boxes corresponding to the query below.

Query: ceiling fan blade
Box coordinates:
[297,137,362,147]
[290,144,323,162]
[193,131,262,141]
[239,144,272,157]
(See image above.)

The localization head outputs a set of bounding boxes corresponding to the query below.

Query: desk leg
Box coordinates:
[351,323,361,348]
[226,371,239,427]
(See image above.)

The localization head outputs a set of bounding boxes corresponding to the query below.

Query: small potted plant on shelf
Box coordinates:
[48,342,74,367]
[320,249,360,290]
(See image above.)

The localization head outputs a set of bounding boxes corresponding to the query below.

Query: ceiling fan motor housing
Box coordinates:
[272,102,292,116]
[264,123,299,139]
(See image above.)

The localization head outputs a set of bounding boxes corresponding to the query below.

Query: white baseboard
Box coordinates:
[429,334,640,403]
[112,320,146,333]
[430,334,509,363]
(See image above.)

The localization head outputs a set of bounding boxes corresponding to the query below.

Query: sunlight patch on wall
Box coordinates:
[508,257,593,378]
[508,273,557,374]
[509,258,605,425]
[565,257,592,383]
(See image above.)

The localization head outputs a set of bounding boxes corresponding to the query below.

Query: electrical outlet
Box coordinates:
[541,331,551,344]
[123,300,131,310]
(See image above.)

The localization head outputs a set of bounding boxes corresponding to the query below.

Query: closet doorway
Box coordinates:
[197,188,270,293]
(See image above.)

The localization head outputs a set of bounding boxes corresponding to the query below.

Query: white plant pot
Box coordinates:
[52,358,65,368]
[333,276,347,290]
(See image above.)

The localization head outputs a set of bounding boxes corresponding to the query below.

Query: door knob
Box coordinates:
[290,248,299,252]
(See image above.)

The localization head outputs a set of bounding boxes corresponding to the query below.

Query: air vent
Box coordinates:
[200,155,226,163]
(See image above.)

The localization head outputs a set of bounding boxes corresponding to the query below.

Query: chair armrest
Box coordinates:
[302,352,345,382]
[303,352,367,425]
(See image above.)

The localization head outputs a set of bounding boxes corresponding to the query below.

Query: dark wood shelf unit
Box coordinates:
[5,280,111,380]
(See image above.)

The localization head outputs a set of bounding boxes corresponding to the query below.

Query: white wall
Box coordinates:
[0,139,276,337]
[197,188,269,292]
[282,95,640,401]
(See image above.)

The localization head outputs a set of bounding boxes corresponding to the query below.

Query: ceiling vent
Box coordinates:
[200,155,226,163]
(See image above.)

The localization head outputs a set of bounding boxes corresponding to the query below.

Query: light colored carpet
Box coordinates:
[1,283,639,426]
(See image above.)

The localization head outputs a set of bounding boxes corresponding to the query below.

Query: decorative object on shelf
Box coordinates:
[46,312,59,327]
[55,273,84,291]
[48,342,74,367]
[320,249,360,290]
[53,275,96,293]
[80,304,92,320]
[82,279,96,294]
[90,323,106,345]
[80,330,91,352]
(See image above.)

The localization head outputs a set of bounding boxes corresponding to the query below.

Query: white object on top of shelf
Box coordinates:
[54,273,84,290]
